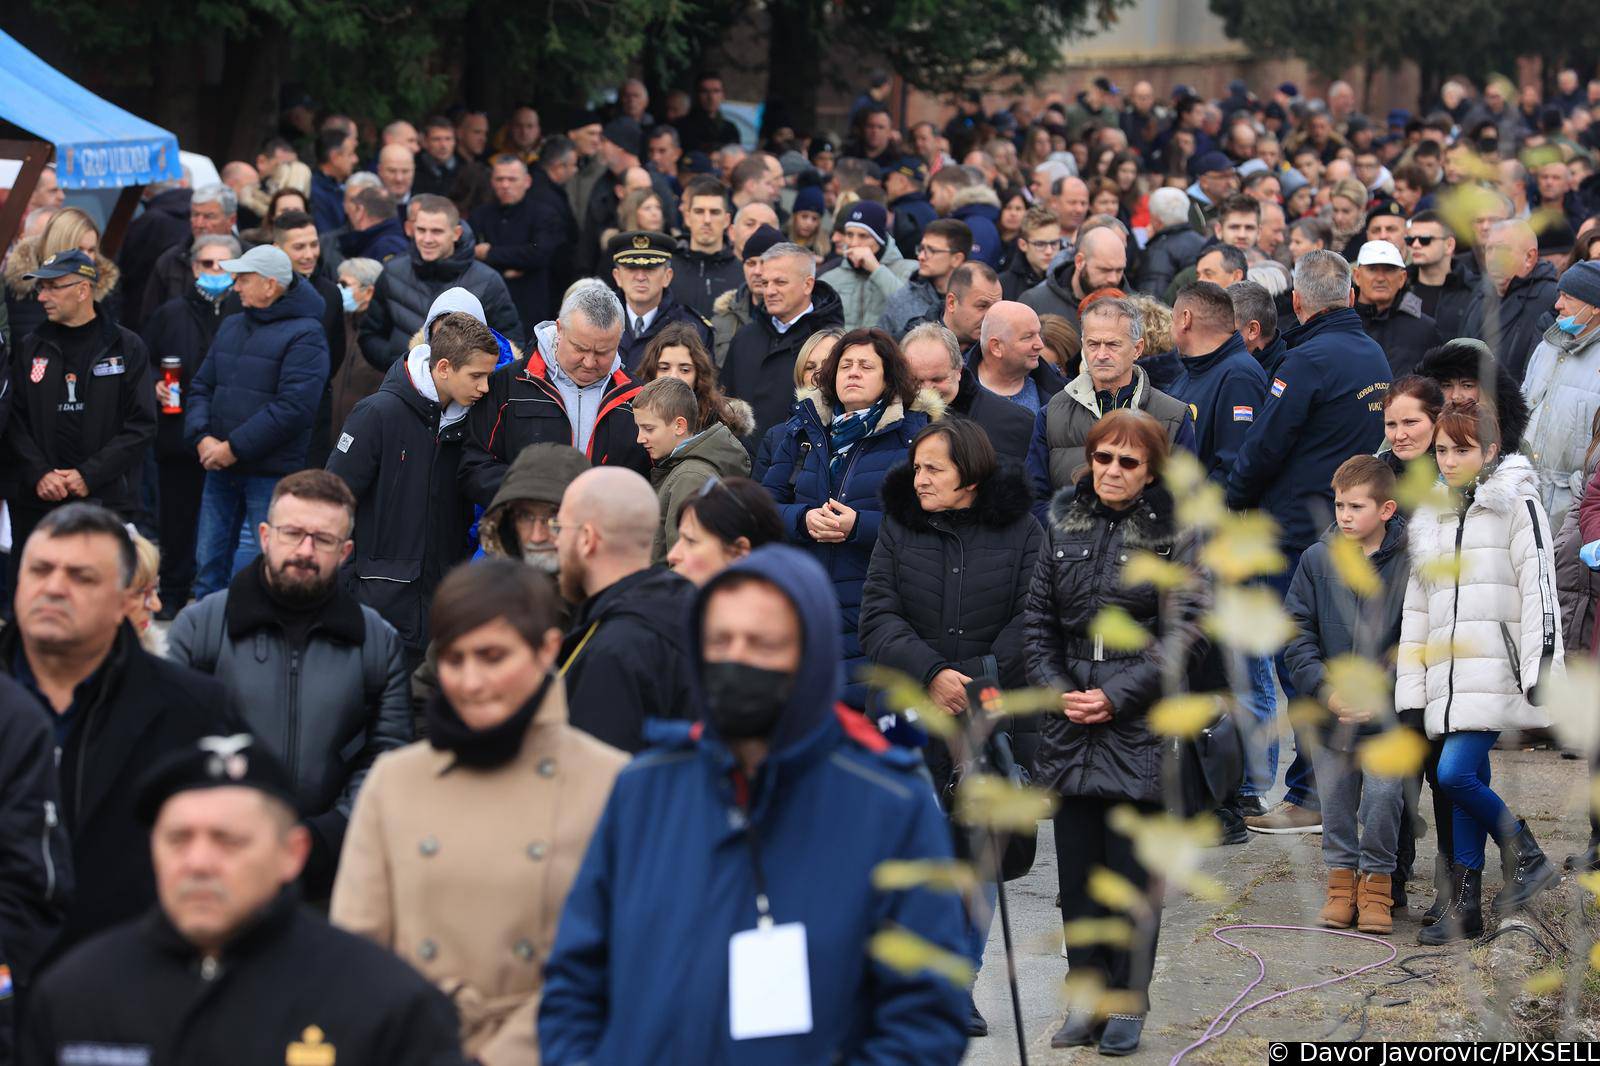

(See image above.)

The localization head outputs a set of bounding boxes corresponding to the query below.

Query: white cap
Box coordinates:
[1356,240,1405,268]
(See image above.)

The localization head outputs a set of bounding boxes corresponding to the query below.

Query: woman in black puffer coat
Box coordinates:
[1024,409,1208,1057]
[858,420,1042,1028]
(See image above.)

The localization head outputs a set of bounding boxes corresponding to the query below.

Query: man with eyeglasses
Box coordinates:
[168,469,411,901]
[876,219,971,339]
[1405,210,1474,338]
[1001,204,1061,300]
[3,250,156,581]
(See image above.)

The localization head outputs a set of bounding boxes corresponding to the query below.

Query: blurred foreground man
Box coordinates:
[20,736,463,1065]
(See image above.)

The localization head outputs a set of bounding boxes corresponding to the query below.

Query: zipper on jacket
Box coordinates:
[287,648,302,783]
[1443,512,1466,733]
[41,800,58,899]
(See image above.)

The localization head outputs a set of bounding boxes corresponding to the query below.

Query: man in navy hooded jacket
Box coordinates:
[1166,281,1267,483]
[539,545,968,1065]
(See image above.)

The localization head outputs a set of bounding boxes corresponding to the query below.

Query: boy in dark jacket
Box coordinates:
[328,291,499,661]
[1282,455,1409,936]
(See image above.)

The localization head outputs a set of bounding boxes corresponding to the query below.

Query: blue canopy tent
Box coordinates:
[0,29,181,254]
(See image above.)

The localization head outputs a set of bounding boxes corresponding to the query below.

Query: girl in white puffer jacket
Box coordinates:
[1398,402,1565,945]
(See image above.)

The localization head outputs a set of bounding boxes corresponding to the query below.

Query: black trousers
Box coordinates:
[1054,794,1163,1011]
[157,456,207,606]
[1423,734,1454,873]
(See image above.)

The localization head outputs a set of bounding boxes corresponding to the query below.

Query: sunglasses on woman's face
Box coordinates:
[1091,450,1145,471]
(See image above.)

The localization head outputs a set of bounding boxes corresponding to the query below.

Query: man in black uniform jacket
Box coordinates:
[3,251,155,581]
[19,734,463,1066]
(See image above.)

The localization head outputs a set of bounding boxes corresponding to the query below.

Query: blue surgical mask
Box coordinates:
[339,284,359,313]
[195,272,233,298]
[1556,311,1589,335]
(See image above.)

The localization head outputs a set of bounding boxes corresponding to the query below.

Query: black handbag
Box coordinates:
[1168,702,1246,819]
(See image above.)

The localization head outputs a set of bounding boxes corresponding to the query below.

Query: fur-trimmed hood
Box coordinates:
[720,395,756,437]
[879,458,1034,531]
[1463,452,1538,516]
[794,384,946,430]
[5,237,120,302]
[951,184,1001,211]
[1047,477,1177,549]
[713,284,754,317]
[1416,338,1531,454]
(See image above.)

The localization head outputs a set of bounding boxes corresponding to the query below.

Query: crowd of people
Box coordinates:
[0,64,1598,1062]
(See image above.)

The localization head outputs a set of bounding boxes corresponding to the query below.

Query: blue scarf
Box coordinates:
[828,397,889,481]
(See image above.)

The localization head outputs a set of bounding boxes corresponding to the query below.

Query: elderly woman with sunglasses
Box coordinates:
[1024,409,1208,1057]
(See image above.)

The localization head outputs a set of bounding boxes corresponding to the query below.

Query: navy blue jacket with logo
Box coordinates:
[4,315,155,511]
[539,546,967,1066]
[1226,307,1391,552]
[1164,331,1268,484]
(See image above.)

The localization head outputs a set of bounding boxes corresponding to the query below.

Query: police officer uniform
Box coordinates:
[608,230,714,374]
[19,736,465,1066]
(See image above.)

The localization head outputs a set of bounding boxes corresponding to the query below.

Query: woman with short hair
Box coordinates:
[332,560,627,1063]
[1025,409,1207,1055]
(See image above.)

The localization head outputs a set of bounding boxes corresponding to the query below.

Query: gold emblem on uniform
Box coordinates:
[632,234,650,249]
[286,1025,336,1066]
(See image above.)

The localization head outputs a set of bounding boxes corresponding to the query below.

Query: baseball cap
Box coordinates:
[220,245,294,288]
[22,249,98,284]
[1356,240,1406,268]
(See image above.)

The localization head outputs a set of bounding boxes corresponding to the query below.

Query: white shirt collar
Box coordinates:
[771,302,814,334]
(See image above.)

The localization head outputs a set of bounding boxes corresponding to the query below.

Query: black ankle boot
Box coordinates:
[1050,1010,1101,1048]
[1098,1013,1145,1056]
[1418,864,1482,945]
[1565,840,1600,872]
[1420,854,1453,927]
[1494,820,1562,914]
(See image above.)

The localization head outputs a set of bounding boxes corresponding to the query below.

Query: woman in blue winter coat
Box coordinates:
[762,327,938,710]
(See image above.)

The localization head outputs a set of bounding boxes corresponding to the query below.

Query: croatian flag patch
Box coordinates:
[0,963,11,998]
[1232,405,1254,422]
[1270,378,1287,397]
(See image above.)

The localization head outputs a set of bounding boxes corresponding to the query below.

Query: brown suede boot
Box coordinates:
[1319,868,1357,928]
[1356,872,1393,935]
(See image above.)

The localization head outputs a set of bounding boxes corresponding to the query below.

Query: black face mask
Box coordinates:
[702,661,795,740]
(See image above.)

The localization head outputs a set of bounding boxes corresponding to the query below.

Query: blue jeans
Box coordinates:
[1268,548,1319,811]
[193,470,278,598]
[1239,655,1281,798]
[967,880,999,971]
[1437,731,1512,871]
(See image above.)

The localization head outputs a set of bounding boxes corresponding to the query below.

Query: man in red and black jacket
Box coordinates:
[460,279,650,507]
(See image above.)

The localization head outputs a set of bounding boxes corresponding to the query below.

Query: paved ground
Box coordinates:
[963,745,1596,1064]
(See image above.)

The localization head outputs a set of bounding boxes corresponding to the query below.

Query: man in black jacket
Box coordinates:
[135,184,240,331]
[722,243,846,435]
[669,177,742,319]
[358,195,521,371]
[460,279,650,508]
[902,321,1032,464]
[3,251,156,580]
[141,234,243,616]
[273,211,350,467]
[166,470,412,898]
[1461,218,1560,380]
[117,181,192,329]
[470,156,561,334]
[20,736,464,1065]
[528,137,581,320]
[553,467,695,752]
[1352,240,1442,378]
[1406,211,1475,340]
[0,672,70,1061]
[0,504,239,956]
[330,305,499,658]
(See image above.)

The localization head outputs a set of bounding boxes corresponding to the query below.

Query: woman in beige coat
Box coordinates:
[331,559,628,1064]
